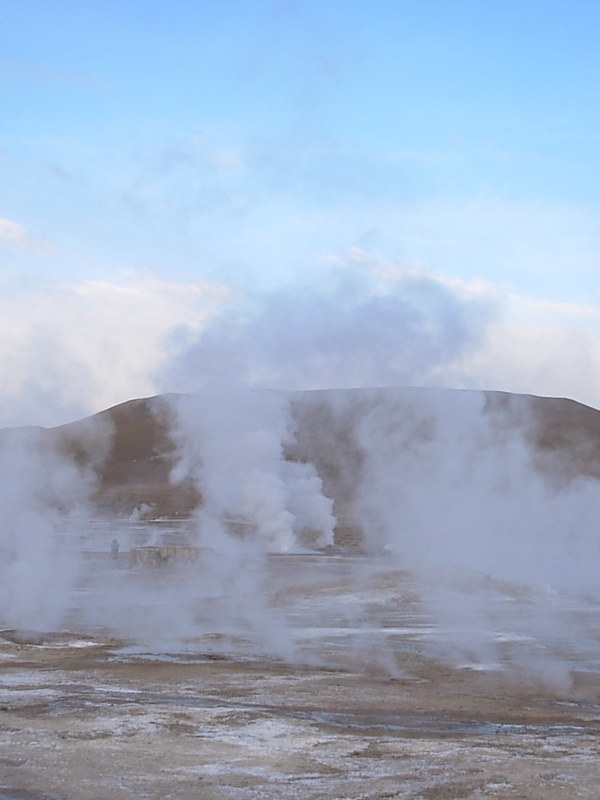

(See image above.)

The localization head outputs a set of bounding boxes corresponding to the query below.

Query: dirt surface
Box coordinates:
[3,390,600,797]
[2,554,600,799]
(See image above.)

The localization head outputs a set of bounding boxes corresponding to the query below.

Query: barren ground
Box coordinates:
[2,550,600,799]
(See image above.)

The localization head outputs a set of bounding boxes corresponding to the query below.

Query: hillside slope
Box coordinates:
[2,387,599,545]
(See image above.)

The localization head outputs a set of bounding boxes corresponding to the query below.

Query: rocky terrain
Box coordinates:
[1,386,600,799]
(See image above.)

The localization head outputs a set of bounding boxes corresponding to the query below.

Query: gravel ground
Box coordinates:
[2,553,600,799]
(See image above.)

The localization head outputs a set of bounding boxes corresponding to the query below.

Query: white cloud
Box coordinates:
[0,275,233,428]
[335,249,600,409]
[1,252,599,430]
[306,198,600,309]
[0,218,53,252]
[161,251,498,398]
[341,245,500,303]
[430,290,600,409]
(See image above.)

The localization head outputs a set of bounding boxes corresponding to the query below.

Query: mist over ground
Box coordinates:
[1,378,599,681]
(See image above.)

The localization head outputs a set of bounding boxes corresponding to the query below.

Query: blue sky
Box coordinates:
[2,1,600,425]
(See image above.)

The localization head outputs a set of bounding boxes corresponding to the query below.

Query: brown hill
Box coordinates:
[51,393,200,519]
[2,388,600,534]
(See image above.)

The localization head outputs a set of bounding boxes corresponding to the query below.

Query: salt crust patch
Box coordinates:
[67,640,102,648]
[61,710,165,738]
[93,684,143,695]
[0,687,60,702]
[184,731,494,785]
[0,670,65,686]
[93,713,162,737]
[0,669,51,686]
[202,717,318,748]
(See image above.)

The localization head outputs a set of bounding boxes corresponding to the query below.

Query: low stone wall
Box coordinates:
[128,545,200,569]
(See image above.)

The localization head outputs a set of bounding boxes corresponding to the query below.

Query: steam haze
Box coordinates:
[1,1,600,685]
